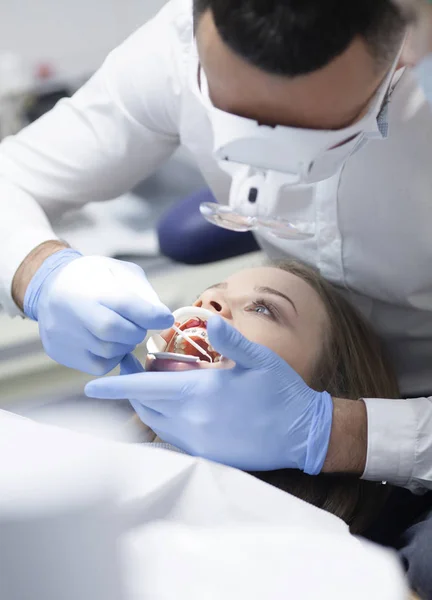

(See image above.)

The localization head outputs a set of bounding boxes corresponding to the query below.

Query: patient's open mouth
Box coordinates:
[161,318,221,363]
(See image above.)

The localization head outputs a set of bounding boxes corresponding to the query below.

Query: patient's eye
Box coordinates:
[246,300,276,319]
[254,304,270,315]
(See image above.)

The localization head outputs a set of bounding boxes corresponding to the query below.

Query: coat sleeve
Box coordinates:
[362,397,432,494]
[0,0,189,315]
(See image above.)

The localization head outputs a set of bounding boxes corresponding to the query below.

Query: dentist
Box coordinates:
[85,0,432,496]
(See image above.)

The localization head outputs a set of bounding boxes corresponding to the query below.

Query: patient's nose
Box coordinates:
[194,291,232,318]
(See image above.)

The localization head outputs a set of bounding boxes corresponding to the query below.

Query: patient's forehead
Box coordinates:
[225,266,328,319]
[225,267,309,294]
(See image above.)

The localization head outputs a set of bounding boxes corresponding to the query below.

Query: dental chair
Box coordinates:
[157,189,260,265]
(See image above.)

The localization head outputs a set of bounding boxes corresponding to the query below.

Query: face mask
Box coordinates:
[195,46,403,240]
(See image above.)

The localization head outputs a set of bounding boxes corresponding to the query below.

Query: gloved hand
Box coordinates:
[120,353,156,423]
[86,317,333,474]
[120,353,145,376]
[24,250,174,375]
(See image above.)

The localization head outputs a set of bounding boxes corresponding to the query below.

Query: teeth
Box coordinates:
[183,327,209,341]
[173,338,187,354]
[170,327,208,357]
[166,322,222,363]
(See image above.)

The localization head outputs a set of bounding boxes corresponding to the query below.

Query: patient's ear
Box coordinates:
[398,29,423,67]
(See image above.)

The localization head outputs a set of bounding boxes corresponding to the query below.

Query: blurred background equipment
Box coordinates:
[1,0,168,89]
[0,52,34,138]
[0,0,169,141]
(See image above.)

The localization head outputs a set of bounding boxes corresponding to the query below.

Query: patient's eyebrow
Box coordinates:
[255,286,298,315]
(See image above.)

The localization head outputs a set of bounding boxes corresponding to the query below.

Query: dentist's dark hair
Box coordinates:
[193,0,407,76]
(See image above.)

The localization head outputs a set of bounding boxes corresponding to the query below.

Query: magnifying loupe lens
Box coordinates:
[257,216,315,240]
[200,202,314,240]
[200,202,258,233]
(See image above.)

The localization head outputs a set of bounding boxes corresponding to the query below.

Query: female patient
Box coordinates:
[131,260,399,534]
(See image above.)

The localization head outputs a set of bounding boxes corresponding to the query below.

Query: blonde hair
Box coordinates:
[251,260,399,534]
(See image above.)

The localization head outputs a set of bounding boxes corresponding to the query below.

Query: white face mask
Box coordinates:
[195,45,404,240]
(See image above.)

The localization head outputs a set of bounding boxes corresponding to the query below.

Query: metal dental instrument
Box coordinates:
[171,324,213,362]
[146,307,218,372]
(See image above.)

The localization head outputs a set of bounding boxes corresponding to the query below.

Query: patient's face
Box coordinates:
[193,267,329,384]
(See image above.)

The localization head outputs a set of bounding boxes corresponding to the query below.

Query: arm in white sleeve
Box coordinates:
[0,0,187,315]
[362,397,432,494]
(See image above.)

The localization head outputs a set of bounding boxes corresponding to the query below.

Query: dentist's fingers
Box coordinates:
[85,371,208,416]
[85,339,136,361]
[207,316,283,371]
[79,304,148,345]
[87,374,171,400]
[85,370,211,401]
[44,339,124,376]
[130,401,166,432]
[101,293,174,332]
[120,354,145,375]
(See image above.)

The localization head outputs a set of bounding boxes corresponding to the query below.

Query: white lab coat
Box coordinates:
[1,0,432,491]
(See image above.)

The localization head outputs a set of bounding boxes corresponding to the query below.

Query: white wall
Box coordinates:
[0,0,168,81]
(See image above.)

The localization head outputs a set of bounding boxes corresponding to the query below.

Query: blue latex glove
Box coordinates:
[24,250,174,375]
[120,353,149,419]
[86,317,333,474]
[120,353,145,376]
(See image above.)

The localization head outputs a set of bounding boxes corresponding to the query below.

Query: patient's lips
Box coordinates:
[162,318,221,363]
